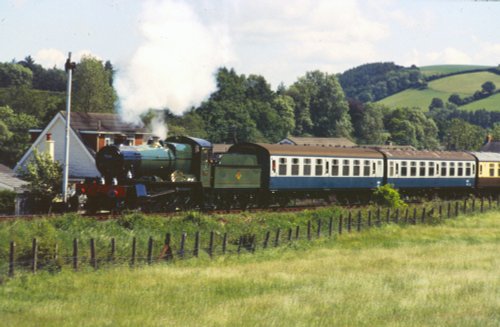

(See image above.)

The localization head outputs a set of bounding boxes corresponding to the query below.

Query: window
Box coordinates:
[419,161,426,176]
[353,160,360,176]
[325,160,330,174]
[428,162,435,176]
[372,162,377,175]
[389,162,394,177]
[458,162,464,177]
[466,162,472,176]
[104,136,112,146]
[449,162,455,176]
[364,160,371,176]
[303,159,311,176]
[332,160,339,176]
[441,162,447,177]
[410,161,417,177]
[497,163,500,177]
[472,164,476,175]
[315,159,323,176]
[342,160,350,176]
[272,159,277,174]
[479,164,483,176]
[489,163,495,177]
[401,161,408,177]
[126,136,135,146]
[291,158,299,176]
[279,158,287,176]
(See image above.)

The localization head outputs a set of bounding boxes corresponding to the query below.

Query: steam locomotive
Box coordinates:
[75,136,500,212]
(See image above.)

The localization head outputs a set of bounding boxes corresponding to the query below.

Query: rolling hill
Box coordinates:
[378,67,500,111]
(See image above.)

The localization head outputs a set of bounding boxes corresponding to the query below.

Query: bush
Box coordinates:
[0,190,16,215]
[373,184,406,209]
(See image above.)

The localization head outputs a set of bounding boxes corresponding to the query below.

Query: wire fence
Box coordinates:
[2,196,499,278]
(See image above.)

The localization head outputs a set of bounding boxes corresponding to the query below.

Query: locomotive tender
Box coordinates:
[76,135,500,212]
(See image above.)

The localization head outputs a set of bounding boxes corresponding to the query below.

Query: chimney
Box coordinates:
[45,133,55,161]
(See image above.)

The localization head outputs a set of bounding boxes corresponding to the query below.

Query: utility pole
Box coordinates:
[63,52,76,203]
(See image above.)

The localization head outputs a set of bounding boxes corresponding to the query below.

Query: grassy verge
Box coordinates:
[0,211,499,326]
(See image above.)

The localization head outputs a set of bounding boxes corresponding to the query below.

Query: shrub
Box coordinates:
[373,184,406,209]
[0,190,15,214]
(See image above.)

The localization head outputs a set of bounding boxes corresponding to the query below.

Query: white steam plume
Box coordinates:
[115,0,232,139]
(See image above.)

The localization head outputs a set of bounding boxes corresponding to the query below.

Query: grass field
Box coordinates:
[0,211,499,326]
[419,65,492,77]
[378,71,500,111]
[460,92,500,111]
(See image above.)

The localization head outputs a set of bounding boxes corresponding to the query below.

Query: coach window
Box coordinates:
[457,162,464,177]
[489,163,495,177]
[353,160,361,176]
[466,162,472,176]
[401,161,408,177]
[291,158,300,176]
[325,160,330,175]
[389,162,394,177]
[497,163,500,177]
[472,163,476,175]
[332,159,339,176]
[449,162,455,176]
[428,162,435,176]
[303,159,311,176]
[279,158,287,175]
[441,162,447,176]
[315,159,323,176]
[419,161,426,176]
[364,160,371,176]
[342,159,350,176]
[410,161,417,177]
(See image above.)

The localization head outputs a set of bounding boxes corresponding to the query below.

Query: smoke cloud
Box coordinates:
[115,0,232,138]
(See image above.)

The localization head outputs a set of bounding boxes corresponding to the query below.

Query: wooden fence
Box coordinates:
[2,197,499,278]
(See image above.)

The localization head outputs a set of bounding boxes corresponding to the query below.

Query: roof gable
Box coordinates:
[60,111,150,134]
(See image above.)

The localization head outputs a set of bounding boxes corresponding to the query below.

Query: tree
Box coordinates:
[481,81,496,94]
[18,149,62,213]
[288,70,352,138]
[448,93,462,106]
[0,62,33,87]
[73,56,117,113]
[0,106,39,167]
[443,118,485,151]
[384,108,439,149]
[356,103,390,145]
[429,97,444,111]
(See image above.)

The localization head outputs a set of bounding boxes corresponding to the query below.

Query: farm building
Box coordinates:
[14,111,151,180]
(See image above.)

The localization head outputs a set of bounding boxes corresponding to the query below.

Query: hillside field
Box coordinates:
[378,71,500,111]
[0,211,499,326]
[419,65,493,77]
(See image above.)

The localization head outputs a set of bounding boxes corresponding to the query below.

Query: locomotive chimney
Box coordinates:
[45,133,55,161]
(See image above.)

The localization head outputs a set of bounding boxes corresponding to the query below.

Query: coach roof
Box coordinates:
[230,143,384,159]
[378,149,475,161]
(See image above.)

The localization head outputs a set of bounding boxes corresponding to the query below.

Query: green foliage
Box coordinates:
[481,81,496,94]
[443,118,485,151]
[351,102,390,145]
[0,190,15,214]
[384,108,439,149]
[72,56,117,113]
[0,63,33,88]
[373,184,406,209]
[288,70,352,138]
[18,149,62,213]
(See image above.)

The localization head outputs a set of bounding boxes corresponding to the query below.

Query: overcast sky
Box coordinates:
[1,0,499,115]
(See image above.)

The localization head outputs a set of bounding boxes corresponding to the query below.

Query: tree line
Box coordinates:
[1,58,500,169]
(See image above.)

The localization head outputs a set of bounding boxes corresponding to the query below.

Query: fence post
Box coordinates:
[193,231,199,258]
[404,207,409,224]
[328,217,333,237]
[131,237,137,267]
[412,207,417,224]
[455,202,459,217]
[447,202,451,218]
[472,199,476,212]
[395,208,400,224]
[317,219,322,238]
[438,205,442,220]
[208,231,214,258]
[9,241,15,277]
[338,214,343,235]
[489,196,492,210]
[164,233,173,261]
[421,207,426,224]
[386,208,391,224]
[73,238,79,271]
[307,221,312,240]
[463,199,467,214]
[357,211,362,232]
[147,237,154,264]
[287,228,293,241]
[110,238,116,263]
[32,238,38,274]
[90,238,97,269]
[263,231,270,249]
[367,211,372,227]
[480,197,484,213]
[222,233,227,254]
[237,236,243,254]
[347,211,352,233]
[295,225,300,240]
[179,233,186,259]
[274,228,281,247]
[376,207,381,227]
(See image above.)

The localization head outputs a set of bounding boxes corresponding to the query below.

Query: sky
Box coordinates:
[1,0,500,121]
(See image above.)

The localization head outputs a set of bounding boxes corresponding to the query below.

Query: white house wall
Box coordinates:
[16,116,100,178]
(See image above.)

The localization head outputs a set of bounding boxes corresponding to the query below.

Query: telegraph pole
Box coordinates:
[63,52,76,203]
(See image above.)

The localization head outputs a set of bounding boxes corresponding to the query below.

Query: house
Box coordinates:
[15,111,151,179]
[278,136,357,147]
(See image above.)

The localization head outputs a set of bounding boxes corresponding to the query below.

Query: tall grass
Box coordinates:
[0,211,499,326]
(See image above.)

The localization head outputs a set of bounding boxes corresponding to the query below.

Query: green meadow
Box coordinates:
[379,71,500,111]
[419,65,493,77]
[0,210,499,326]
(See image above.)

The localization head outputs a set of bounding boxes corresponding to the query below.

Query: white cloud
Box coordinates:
[403,47,472,67]
[34,48,103,68]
